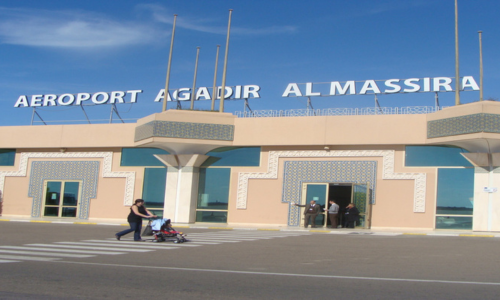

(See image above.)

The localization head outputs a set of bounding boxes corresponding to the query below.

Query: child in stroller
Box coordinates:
[150,218,187,243]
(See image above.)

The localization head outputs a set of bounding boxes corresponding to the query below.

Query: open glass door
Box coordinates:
[352,183,370,229]
[301,183,328,227]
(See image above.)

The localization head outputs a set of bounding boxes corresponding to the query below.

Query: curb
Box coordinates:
[1,218,500,238]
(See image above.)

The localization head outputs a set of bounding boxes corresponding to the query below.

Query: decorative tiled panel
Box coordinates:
[428,113,500,138]
[29,161,99,219]
[283,161,377,226]
[237,150,427,214]
[0,152,135,207]
[135,121,234,142]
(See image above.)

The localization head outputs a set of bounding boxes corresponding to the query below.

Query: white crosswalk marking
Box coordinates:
[0,230,311,265]
[0,249,93,258]
[0,254,59,261]
[0,246,125,255]
[83,240,200,247]
[61,241,188,249]
[26,243,155,252]
[0,259,20,263]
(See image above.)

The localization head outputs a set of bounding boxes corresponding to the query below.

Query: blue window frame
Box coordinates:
[405,146,471,167]
[120,148,169,166]
[436,168,474,215]
[142,168,167,210]
[197,168,230,210]
[202,147,260,167]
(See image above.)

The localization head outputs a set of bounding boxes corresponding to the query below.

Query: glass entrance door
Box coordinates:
[43,181,81,218]
[301,183,328,227]
[352,183,371,229]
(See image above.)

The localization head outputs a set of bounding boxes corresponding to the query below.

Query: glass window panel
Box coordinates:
[121,148,169,166]
[196,211,227,223]
[198,168,230,210]
[436,216,472,230]
[405,146,472,167]
[0,149,16,166]
[63,182,79,206]
[202,147,260,167]
[305,184,327,210]
[61,207,77,218]
[44,207,59,217]
[437,168,474,215]
[45,182,61,206]
[142,168,167,208]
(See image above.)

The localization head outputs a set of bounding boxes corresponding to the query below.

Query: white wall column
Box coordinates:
[465,153,500,232]
[155,154,209,223]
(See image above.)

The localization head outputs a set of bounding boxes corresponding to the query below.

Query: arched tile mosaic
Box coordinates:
[283,161,376,226]
[29,161,99,219]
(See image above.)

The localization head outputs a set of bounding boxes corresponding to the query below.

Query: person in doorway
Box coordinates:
[115,199,155,241]
[295,199,321,228]
[345,203,360,229]
[326,200,340,228]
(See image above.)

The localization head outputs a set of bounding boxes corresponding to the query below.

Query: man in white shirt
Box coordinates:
[327,200,340,228]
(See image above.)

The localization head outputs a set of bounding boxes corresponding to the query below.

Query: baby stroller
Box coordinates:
[150,218,187,243]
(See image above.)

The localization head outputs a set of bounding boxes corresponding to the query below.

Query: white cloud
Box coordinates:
[139,4,297,35]
[0,5,297,50]
[0,7,161,48]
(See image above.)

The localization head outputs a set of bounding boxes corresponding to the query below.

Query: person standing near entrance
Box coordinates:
[345,203,360,228]
[115,199,155,241]
[294,199,321,228]
[326,200,339,228]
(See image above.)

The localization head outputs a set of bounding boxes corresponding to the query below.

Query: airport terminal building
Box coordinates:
[1,100,499,231]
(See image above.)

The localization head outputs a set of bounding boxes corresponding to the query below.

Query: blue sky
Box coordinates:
[0,0,499,125]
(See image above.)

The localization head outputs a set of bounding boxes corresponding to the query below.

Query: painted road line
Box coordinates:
[0,249,93,258]
[0,259,19,263]
[84,240,200,247]
[54,242,163,250]
[182,239,240,243]
[26,243,156,252]
[458,234,495,238]
[54,260,500,287]
[0,255,59,261]
[81,240,189,250]
[0,246,125,255]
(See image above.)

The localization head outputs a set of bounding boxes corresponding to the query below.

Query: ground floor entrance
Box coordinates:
[300,182,371,228]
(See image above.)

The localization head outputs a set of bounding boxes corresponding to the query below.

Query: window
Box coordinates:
[202,147,260,167]
[120,148,169,166]
[196,168,230,223]
[405,145,471,167]
[43,181,81,218]
[0,149,15,166]
[142,168,167,218]
[405,145,474,230]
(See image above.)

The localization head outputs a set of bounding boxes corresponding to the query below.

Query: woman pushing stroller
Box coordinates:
[115,199,155,241]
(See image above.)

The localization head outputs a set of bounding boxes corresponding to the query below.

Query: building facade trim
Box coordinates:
[135,120,234,142]
[0,152,135,206]
[237,150,427,212]
[428,113,500,138]
[29,161,100,219]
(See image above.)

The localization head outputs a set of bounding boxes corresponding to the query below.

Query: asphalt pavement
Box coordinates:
[1,220,500,299]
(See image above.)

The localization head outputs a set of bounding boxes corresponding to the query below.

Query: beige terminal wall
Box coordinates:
[0,149,149,221]
[226,146,437,229]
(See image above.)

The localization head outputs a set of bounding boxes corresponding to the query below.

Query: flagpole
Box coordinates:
[219,9,233,112]
[190,47,200,110]
[478,31,483,101]
[454,0,460,105]
[211,45,220,111]
[162,14,177,112]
